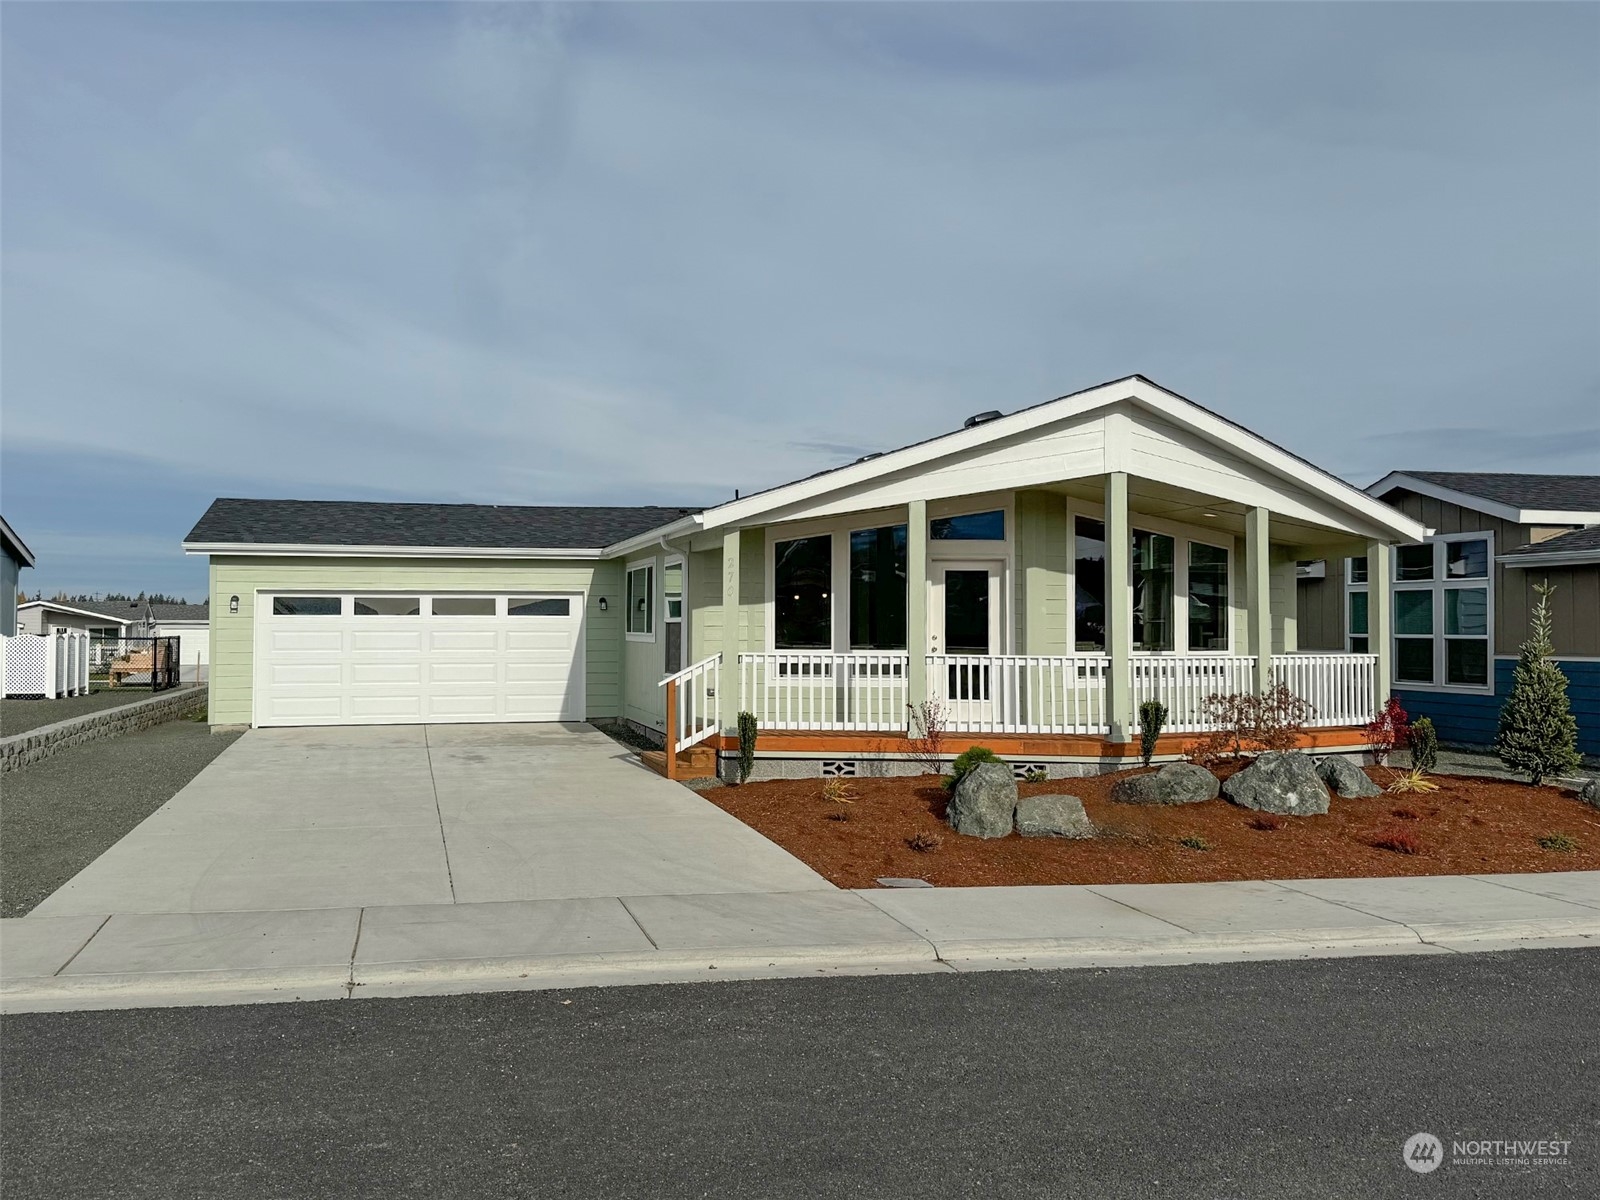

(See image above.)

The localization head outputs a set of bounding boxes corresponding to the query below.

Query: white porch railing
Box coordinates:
[929,655,1112,735]
[1131,654,1258,733]
[659,653,721,753]
[738,652,910,731]
[2,632,90,699]
[1273,653,1377,728]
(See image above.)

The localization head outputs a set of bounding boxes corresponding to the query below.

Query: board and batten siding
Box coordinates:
[207,556,623,727]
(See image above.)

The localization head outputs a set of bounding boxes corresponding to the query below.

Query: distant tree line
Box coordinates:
[15,590,192,606]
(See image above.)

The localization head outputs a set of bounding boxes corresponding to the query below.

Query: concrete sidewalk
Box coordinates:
[4,871,1596,1013]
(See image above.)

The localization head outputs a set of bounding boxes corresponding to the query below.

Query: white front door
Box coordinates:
[929,561,1003,722]
[254,593,585,727]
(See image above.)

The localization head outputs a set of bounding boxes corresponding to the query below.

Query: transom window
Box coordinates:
[931,509,1004,540]
[626,563,654,638]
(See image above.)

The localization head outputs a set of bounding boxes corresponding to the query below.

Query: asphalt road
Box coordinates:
[0,719,242,916]
[4,949,1596,1199]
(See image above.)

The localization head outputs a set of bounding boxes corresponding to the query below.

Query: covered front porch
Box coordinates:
[625,380,1427,778]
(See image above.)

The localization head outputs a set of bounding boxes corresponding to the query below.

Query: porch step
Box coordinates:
[638,744,718,781]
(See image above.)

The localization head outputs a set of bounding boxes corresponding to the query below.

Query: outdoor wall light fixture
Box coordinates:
[598,596,608,612]
[229,595,239,613]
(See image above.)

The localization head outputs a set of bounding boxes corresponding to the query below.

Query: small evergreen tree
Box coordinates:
[1138,700,1167,768]
[1496,580,1581,785]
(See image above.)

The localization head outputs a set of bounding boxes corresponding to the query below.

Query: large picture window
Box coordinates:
[1347,534,1492,689]
[1132,530,1175,652]
[1188,542,1229,651]
[849,525,906,650]
[1074,517,1106,652]
[774,535,832,649]
[626,563,654,638]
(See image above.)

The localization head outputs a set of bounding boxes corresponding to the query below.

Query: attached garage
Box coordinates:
[255,592,584,726]
[185,499,700,730]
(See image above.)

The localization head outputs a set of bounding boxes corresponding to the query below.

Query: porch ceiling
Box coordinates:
[1045,477,1368,550]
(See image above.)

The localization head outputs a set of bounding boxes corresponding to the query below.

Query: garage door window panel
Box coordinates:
[272,596,342,616]
[354,596,421,616]
[510,597,571,616]
[432,597,496,617]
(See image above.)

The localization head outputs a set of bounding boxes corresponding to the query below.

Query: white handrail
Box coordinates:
[738,652,910,731]
[661,653,722,753]
[1273,653,1377,728]
[1130,654,1258,733]
[928,654,1111,735]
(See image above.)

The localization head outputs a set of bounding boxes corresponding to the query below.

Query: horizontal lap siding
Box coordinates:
[208,556,622,727]
[1401,658,1600,756]
[1016,491,1069,655]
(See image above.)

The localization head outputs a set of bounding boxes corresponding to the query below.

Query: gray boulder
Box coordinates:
[1222,751,1331,816]
[1110,762,1220,806]
[1317,755,1383,798]
[947,762,1017,838]
[1015,795,1095,839]
[1579,778,1599,809]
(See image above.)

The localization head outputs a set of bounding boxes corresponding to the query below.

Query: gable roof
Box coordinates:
[1,515,35,567]
[149,602,210,622]
[615,374,1428,549]
[1368,471,1600,525]
[1499,524,1600,568]
[17,600,137,626]
[184,499,701,558]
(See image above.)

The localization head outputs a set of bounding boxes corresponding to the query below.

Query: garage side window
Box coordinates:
[273,596,340,616]
[510,598,570,616]
[627,564,654,638]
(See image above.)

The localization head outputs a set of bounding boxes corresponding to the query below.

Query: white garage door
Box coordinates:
[255,593,585,727]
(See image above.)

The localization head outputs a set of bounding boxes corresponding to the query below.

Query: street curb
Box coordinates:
[4,921,1596,1015]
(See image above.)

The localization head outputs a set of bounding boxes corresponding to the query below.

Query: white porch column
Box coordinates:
[1246,506,1272,694]
[1106,472,1132,741]
[906,499,928,725]
[1367,539,1393,711]
[719,528,742,734]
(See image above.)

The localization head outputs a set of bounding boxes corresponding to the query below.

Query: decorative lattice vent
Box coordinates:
[820,760,858,777]
[1011,761,1051,780]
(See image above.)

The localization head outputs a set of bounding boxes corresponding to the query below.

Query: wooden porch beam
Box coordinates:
[1246,506,1272,694]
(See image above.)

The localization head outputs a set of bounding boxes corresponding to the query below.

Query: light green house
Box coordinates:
[185,376,1428,780]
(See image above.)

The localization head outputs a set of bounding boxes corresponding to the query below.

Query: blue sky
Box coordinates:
[3,2,1596,600]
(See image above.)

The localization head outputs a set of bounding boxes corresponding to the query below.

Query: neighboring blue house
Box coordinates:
[1,515,37,637]
[1299,472,1600,759]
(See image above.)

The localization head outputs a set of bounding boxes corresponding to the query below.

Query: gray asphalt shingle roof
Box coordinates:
[1396,472,1600,512]
[1501,525,1600,558]
[149,603,210,621]
[185,498,701,551]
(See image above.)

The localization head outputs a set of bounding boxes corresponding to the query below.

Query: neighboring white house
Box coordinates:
[1,516,35,637]
[146,602,211,681]
[16,600,138,640]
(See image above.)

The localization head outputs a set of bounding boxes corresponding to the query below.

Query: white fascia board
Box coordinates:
[0,515,37,567]
[1497,551,1600,569]
[688,376,1429,544]
[1366,472,1600,526]
[600,515,703,559]
[16,601,134,625]
[182,542,604,560]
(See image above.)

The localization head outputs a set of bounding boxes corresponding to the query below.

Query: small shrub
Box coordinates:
[1177,834,1212,851]
[907,830,943,853]
[1138,700,1168,769]
[1538,833,1579,852]
[1497,580,1583,785]
[949,746,1002,785]
[821,778,858,805]
[1022,767,1048,783]
[905,700,947,775]
[826,810,850,823]
[1408,717,1438,774]
[1364,697,1411,766]
[1390,807,1421,821]
[1184,685,1313,766]
[1371,828,1422,855]
[1247,814,1284,831]
[736,712,758,784]
[1387,769,1440,795]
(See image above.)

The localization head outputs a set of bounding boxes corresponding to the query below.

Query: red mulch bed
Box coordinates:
[705,765,1600,888]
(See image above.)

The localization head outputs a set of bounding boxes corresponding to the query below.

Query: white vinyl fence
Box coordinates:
[2,631,91,699]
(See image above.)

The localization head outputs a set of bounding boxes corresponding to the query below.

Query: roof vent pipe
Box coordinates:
[963,410,1003,429]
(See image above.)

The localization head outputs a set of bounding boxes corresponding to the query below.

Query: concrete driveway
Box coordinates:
[29,724,831,917]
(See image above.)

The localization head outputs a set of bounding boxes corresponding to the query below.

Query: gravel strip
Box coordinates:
[0,720,242,917]
[1,689,171,737]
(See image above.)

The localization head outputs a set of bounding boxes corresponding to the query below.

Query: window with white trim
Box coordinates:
[1346,534,1492,688]
[626,563,654,638]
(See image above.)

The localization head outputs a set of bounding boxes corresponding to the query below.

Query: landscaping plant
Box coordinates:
[821,778,858,805]
[1386,769,1440,795]
[944,745,1003,790]
[1538,833,1578,852]
[1496,580,1582,785]
[906,830,943,853]
[1177,834,1212,851]
[1247,814,1284,831]
[905,700,948,776]
[1408,717,1438,774]
[736,711,758,784]
[1138,700,1168,768]
[1184,685,1313,766]
[1371,828,1422,855]
[1363,697,1410,767]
